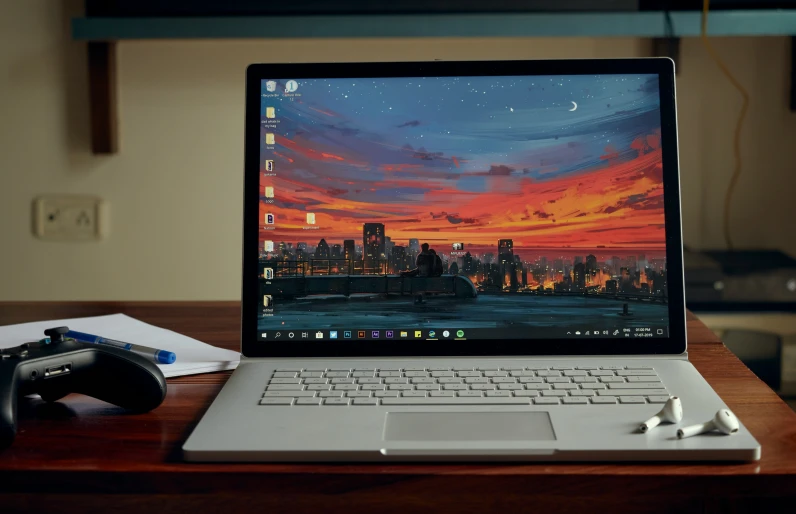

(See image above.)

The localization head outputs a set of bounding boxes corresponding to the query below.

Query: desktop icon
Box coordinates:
[285,80,298,93]
[288,332,294,339]
[264,160,274,172]
[265,80,277,92]
[306,213,316,225]
[428,330,436,338]
[400,331,408,338]
[613,330,620,335]
[261,333,267,338]
[315,331,323,339]
[263,295,273,307]
[358,330,366,338]
[264,268,274,280]
[456,330,464,338]
[302,332,309,338]
[344,331,352,338]
[264,186,274,198]
[265,133,275,145]
[265,213,275,224]
[585,331,590,336]
[575,331,581,335]
[266,107,275,118]
[385,330,394,338]
[330,331,338,339]
[442,330,450,337]
[414,330,422,338]
[263,240,274,252]
[275,332,281,338]
[452,242,464,251]
[603,330,609,335]
[372,331,380,338]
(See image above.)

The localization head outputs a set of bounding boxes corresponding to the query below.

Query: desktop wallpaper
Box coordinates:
[257,74,669,340]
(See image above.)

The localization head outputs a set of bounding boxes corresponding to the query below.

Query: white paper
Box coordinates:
[0,314,240,378]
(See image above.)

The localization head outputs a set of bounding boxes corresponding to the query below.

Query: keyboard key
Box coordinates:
[608,383,667,389]
[524,384,551,390]
[598,389,668,396]
[356,377,382,384]
[457,391,484,397]
[589,370,615,376]
[384,378,409,384]
[573,377,598,383]
[471,384,497,390]
[380,397,531,405]
[514,391,540,397]
[504,367,525,371]
[388,384,413,390]
[483,371,508,377]
[518,377,544,383]
[541,390,568,397]
[580,384,606,389]
[576,366,600,370]
[430,390,456,397]
[600,366,624,370]
[477,367,501,371]
[354,368,376,372]
[486,391,512,397]
[619,396,647,404]
[405,371,429,377]
[330,378,355,384]
[569,390,595,396]
[404,367,427,372]
[361,384,385,391]
[625,365,655,370]
[438,377,463,384]
[374,391,400,397]
[546,377,571,383]
[411,377,436,384]
[563,370,588,376]
[443,384,468,390]
[416,384,441,390]
[352,398,379,405]
[428,367,451,371]
[527,366,551,370]
[616,370,658,376]
[333,384,358,391]
[299,372,323,378]
[276,368,302,372]
[323,398,350,406]
[599,376,625,383]
[626,376,662,383]
[378,371,402,377]
[272,372,297,378]
[498,383,523,390]
[648,396,670,403]
[534,398,560,405]
[319,391,343,397]
[264,391,316,397]
[260,398,294,405]
[303,378,328,384]
[509,371,535,377]
[562,397,589,405]
[304,368,327,372]
[295,398,322,406]
[491,377,516,384]
[464,377,489,384]
[431,371,455,378]
[325,371,350,378]
[552,383,578,390]
[266,384,304,391]
[401,391,427,397]
[452,367,474,371]
[352,371,374,377]
[457,371,481,377]
[591,397,617,404]
[378,368,402,371]
[346,391,372,398]
[551,366,573,370]
[305,385,331,391]
[269,378,302,384]
[327,368,352,372]
[537,370,561,377]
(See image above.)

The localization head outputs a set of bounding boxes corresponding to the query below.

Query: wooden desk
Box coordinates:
[1,302,795,513]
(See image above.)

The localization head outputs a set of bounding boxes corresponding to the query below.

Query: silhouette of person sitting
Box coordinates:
[400,243,433,277]
[429,249,443,277]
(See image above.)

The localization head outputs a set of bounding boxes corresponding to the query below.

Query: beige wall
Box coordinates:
[1,0,794,301]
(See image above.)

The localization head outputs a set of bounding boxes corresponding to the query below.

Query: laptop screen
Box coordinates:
[257,73,668,343]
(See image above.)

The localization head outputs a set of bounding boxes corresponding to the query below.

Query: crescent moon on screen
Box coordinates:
[569,101,578,111]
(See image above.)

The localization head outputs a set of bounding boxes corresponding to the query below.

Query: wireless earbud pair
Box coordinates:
[638,397,740,438]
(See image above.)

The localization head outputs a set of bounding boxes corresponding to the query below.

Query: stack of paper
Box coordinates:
[0,314,240,378]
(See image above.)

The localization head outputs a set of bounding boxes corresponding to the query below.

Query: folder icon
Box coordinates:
[265,133,275,145]
[264,241,274,252]
[265,187,274,198]
[306,213,315,225]
[266,107,275,118]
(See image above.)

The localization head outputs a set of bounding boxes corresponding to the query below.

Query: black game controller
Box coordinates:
[1,326,167,447]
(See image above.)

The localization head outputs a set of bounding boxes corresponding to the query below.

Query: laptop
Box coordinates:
[183,58,760,462]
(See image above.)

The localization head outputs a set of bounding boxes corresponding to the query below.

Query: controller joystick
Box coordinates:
[1,326,167,447]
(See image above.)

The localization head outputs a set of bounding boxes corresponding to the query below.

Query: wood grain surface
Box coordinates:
[1,302,795,513]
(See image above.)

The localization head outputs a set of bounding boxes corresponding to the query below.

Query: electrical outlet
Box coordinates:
[33,195,107,241]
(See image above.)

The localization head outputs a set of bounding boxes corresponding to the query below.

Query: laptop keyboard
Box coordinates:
[260,365,669,406]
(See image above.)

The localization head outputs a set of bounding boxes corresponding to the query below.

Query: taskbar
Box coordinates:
[258,326,669,341]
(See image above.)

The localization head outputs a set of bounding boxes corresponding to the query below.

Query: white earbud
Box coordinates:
[676,409,740,439]
[639,397,683,433]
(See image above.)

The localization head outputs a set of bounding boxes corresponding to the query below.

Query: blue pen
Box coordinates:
[65,330,177,364]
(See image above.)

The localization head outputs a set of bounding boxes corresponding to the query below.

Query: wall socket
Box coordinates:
[33,195,107,241]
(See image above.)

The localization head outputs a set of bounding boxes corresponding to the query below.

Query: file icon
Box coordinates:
[264,160,274,172]
[264,186,274,198]
[266,107,275,118]
[306,213,316,225]
[265,133,275,145]
[264,241,274,252]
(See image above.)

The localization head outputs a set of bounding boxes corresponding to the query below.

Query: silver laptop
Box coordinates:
[183,59,760,462]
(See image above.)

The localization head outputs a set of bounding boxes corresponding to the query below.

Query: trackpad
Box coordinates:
[383,412,556,441]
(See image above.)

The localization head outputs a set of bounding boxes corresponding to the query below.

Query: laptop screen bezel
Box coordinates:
[241,59,686,358]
